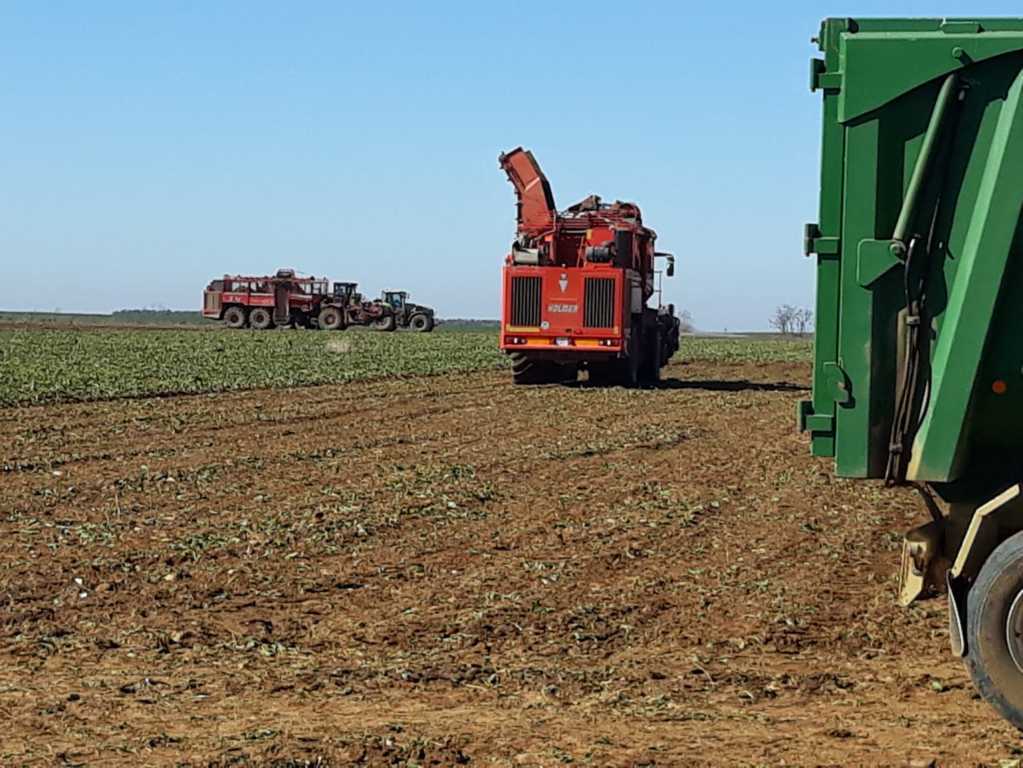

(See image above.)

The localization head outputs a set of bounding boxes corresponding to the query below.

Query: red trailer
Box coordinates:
[498,148,679,385]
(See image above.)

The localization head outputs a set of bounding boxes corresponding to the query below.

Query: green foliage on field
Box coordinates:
[0,329,811,407]
[683,336,812,363]
[0,329,506,406]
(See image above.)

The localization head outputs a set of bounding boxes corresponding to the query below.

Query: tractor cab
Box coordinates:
[382,290,408,312]
[332,282,361,305]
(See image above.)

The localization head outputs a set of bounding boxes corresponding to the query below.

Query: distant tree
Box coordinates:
[795,308,814,335]
[678,309,695,334]
[770,305,814,335]
[769,305,798,335]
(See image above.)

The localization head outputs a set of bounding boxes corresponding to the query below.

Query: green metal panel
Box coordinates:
[910,69,1023,482]
[805,18,1023,501]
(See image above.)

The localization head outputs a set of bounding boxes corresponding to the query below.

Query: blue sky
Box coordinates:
[3,2,1021,329]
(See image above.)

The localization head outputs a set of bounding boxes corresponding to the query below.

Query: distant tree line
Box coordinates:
[769,305,814,335]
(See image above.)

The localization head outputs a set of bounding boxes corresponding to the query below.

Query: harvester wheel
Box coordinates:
[641,329,662,384]
[511,353,569,385]
[223,306,247,329]
[249,308,274,330]
[374,314,398,332]
[618,327,642,388]
[410,313,434,333]
[965,530,1023,730]
[318,306,345,331]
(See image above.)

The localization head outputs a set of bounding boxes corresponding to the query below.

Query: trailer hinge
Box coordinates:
[804,223,840,258]
[810,59,842,93]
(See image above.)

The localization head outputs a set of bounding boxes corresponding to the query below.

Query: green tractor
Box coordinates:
[381,290,436,332]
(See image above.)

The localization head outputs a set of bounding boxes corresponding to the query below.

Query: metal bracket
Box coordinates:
[857,239,903,287]
[810,58,842,93]
[823,362,852,406]
[798,400,834,434]
[804,223,840,258]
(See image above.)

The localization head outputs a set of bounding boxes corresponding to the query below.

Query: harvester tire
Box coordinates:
[223,306,247,329]
[641,329,662,385]
[965,530,1023,730]
[410,314,434,333]
[618,326,642,388]
[374,315,398,332]
[318,306,345,331]
[249,308,274,330]
[511,353,568,385]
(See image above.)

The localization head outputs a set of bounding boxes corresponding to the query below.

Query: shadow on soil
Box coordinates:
[654,378,809,393]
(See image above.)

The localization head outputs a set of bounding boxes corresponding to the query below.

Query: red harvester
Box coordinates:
[499,147,680,385]
[202,269,397,331]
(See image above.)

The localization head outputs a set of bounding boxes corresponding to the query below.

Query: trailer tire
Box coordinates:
[410,313,434,333]
[965,530,1023,730]
[223,306,247,329]
[318,306,345,331]
[249,308,274,330]
[374,315,397,332]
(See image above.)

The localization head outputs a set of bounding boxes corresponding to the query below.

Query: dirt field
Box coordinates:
[1,359,1020,767]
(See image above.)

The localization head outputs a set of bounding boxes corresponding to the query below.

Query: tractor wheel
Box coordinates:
[223,306,247,329]
[318,306,345,331]
[965,530,1023,730]
[410,313,434,333]
[249,308,274,330]
[374,314,397,332]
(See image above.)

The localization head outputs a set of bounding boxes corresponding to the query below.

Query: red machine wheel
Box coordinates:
[249,308,274,330]
[223,306,247,329]
[318,306,345,331]
[640,328,662,385]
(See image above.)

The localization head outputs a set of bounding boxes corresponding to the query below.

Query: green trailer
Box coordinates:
[802,17,1023,728]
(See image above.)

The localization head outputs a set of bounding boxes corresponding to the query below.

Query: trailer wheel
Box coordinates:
[318,306,345,331]
[223,306,247,329]
[410,313,434,333]
[965,530,1023,730]
[249,308,273,330]
[374,315,397,332]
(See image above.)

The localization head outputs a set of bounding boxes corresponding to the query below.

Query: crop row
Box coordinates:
[0,329,812,407]
[0,329,506,406]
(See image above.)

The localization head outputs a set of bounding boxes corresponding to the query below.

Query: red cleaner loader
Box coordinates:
[498,147,679,386]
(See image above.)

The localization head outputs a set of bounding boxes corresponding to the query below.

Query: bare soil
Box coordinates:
[1,360,1020,766]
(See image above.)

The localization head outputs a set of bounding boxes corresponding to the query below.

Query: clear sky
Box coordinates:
[4,2,1021,329]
